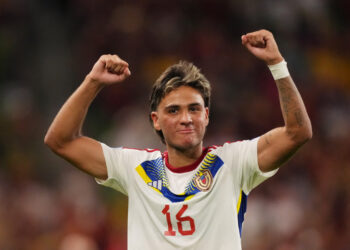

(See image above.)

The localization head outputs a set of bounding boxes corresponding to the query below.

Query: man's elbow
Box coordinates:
[287,124,313,145]
[298,128,312,144]
[304,125,313,141]
[44,132,65,153]
[302,118,313,141]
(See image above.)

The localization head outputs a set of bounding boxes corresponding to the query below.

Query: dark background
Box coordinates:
[0,0,349,249]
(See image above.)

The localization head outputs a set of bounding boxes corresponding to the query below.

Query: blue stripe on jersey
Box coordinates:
[137,154,224,203]
[140,157,169,187]
[159,186,190,202]
[237,191,247,236]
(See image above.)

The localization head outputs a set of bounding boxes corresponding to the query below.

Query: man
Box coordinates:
[45,30,312,249]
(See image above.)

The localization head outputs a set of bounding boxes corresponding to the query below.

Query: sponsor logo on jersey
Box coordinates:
[148,180,163,191]
[194,170,212,191]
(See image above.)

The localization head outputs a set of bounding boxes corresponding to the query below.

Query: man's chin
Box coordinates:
[167,140,201,152]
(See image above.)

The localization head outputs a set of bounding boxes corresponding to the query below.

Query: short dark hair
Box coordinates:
[149,61,211,143]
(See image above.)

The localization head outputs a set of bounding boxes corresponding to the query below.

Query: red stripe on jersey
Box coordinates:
[164,148,209,173]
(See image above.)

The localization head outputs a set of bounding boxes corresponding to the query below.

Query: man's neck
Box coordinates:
[166,143,204,169]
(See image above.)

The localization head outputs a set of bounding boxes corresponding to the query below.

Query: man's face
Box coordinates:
[151,86,209,151]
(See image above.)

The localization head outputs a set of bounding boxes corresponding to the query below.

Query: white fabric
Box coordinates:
[268,60,290,80]
[96,137,278,250]
[165,166,198,194]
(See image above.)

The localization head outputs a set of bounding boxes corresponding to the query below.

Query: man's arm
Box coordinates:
[44,54,131,179]
[241,30,312,172]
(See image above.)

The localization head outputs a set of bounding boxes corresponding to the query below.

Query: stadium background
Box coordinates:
[0,0,349,249]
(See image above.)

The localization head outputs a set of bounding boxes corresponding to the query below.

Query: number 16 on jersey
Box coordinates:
[162,204,196,236]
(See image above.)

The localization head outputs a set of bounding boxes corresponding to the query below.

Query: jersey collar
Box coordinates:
[163,148,209,173]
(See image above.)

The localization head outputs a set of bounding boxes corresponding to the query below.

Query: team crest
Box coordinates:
[194,170,213,191]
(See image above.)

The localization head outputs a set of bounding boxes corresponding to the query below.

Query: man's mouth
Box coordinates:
[177,129,194,134]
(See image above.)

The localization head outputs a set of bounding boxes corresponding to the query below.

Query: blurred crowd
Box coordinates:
[0,0,349,249]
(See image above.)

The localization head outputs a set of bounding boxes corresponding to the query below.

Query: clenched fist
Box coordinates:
[87,54,131,86]
[241,30,284,65]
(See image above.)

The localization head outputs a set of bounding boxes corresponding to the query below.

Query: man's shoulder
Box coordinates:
[206,138,258,156]
[101,143,162,161]
[116,147,162,157]
[207,140,242,151]
[122,147,161,153]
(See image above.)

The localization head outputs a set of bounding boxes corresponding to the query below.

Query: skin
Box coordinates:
[44,29,312,180]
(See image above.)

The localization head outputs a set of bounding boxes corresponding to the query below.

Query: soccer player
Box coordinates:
[45,30,312,249]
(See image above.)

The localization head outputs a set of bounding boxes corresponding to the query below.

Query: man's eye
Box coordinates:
[168,109,177,114]
[189,106,199,112]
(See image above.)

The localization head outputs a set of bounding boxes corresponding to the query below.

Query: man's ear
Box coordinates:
[151,111,161,130]
[205,107,209,126]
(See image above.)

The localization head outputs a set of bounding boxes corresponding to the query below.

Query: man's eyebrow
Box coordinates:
[164,104,180,109]
[188,102,202,107]
[164,103,202,109]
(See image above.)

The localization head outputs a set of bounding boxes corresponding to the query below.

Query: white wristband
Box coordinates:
[268,60,290,80]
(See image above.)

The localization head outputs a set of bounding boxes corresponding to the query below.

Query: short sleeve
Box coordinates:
[238,137,278,194]
[95,143,129,195]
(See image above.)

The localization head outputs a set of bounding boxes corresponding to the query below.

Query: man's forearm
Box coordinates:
[44,76,103,148]
[275,76,312,142]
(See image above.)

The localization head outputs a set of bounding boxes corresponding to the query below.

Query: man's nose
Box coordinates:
[179,111,192,124]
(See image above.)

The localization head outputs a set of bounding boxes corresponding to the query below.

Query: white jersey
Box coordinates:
[96,138,277,250]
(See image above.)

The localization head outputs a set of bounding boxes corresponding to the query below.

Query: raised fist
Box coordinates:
[87,54,131,86]
[241,30,284,65]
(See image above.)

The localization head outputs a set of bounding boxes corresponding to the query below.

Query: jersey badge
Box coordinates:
[194,170,213,191]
